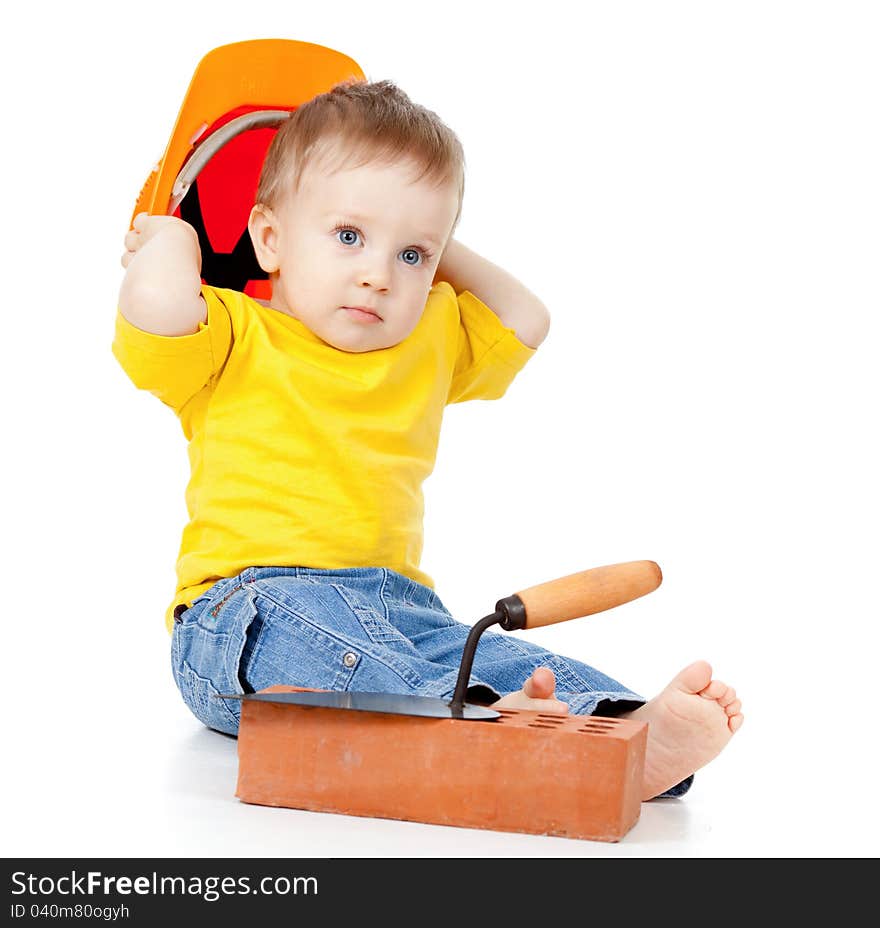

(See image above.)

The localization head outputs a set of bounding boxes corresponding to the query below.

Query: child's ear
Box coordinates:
[248,204,280,274]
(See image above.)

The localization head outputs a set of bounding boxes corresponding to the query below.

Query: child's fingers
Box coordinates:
[132,211,150,231]
[124,229,140,251]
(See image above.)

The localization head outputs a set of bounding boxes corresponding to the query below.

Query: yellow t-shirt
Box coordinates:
[112,282,536,632]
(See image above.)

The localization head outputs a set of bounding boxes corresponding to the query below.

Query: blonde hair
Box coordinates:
[255,78,466,234]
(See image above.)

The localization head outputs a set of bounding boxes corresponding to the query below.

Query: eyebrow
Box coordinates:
[326,211,442,248]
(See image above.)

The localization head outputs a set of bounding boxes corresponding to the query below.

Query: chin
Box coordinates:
[325,335,386,353]
[327,328,403,353]
[350,340,400,353]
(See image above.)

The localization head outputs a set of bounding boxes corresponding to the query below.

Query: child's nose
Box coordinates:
[358,257,393,290]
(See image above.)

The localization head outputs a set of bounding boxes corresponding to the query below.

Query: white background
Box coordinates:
[2,0,877,858]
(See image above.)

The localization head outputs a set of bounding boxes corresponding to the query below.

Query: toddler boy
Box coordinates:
[113,79,741,800]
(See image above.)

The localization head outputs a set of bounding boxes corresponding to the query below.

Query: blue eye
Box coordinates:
[332,223,431,266]
[336,227,360,246]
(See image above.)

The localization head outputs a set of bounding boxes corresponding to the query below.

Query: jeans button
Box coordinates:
[342,651,358,668]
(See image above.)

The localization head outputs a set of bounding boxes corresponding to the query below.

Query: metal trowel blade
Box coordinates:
[217,689,500,720]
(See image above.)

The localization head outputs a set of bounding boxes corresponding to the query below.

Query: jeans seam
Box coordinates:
[379,568,392,622]
[178,658,240,728]
[328,582,409,646]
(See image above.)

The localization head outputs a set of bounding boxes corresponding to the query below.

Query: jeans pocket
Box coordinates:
[171,585,259,735]
[240,592,362,694]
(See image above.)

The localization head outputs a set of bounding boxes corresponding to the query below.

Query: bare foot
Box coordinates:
[490,661,743,802]
[490,666,569,714]
[621,660,744,800]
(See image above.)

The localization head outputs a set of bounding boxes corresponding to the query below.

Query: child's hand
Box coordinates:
[121,212,200,270]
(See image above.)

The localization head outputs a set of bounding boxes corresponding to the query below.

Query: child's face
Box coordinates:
[249,153,459,352]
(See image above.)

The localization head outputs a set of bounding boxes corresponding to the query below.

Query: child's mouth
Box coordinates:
[342,306,382,323]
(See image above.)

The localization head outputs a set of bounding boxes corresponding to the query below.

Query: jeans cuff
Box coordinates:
[465,682,503,705]
[652,774,695,799]
[564,690,645,716]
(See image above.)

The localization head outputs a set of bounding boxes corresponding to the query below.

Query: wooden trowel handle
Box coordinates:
[513,560,662,629]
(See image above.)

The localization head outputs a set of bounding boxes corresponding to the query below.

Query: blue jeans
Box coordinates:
[170,566,692,798]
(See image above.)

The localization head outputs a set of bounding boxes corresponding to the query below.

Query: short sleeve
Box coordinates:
[111,285,233,412]
[446,288,537,404]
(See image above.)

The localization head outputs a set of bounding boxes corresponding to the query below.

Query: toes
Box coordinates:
[718,686,737,708]
[523,666,556,700]
[675,660,713,694]
[698,679,728,701]
[494,667,569,714]
[729,713,745,733]
[698,680,738,707]
[725,699,742,717]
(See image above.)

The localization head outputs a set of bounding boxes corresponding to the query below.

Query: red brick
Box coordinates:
[234,685,646,842]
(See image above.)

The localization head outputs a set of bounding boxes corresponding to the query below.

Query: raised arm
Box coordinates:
[118,212,206,336]
[432,238,551,349]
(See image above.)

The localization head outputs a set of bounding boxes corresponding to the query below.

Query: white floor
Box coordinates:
[6,635,875,859]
